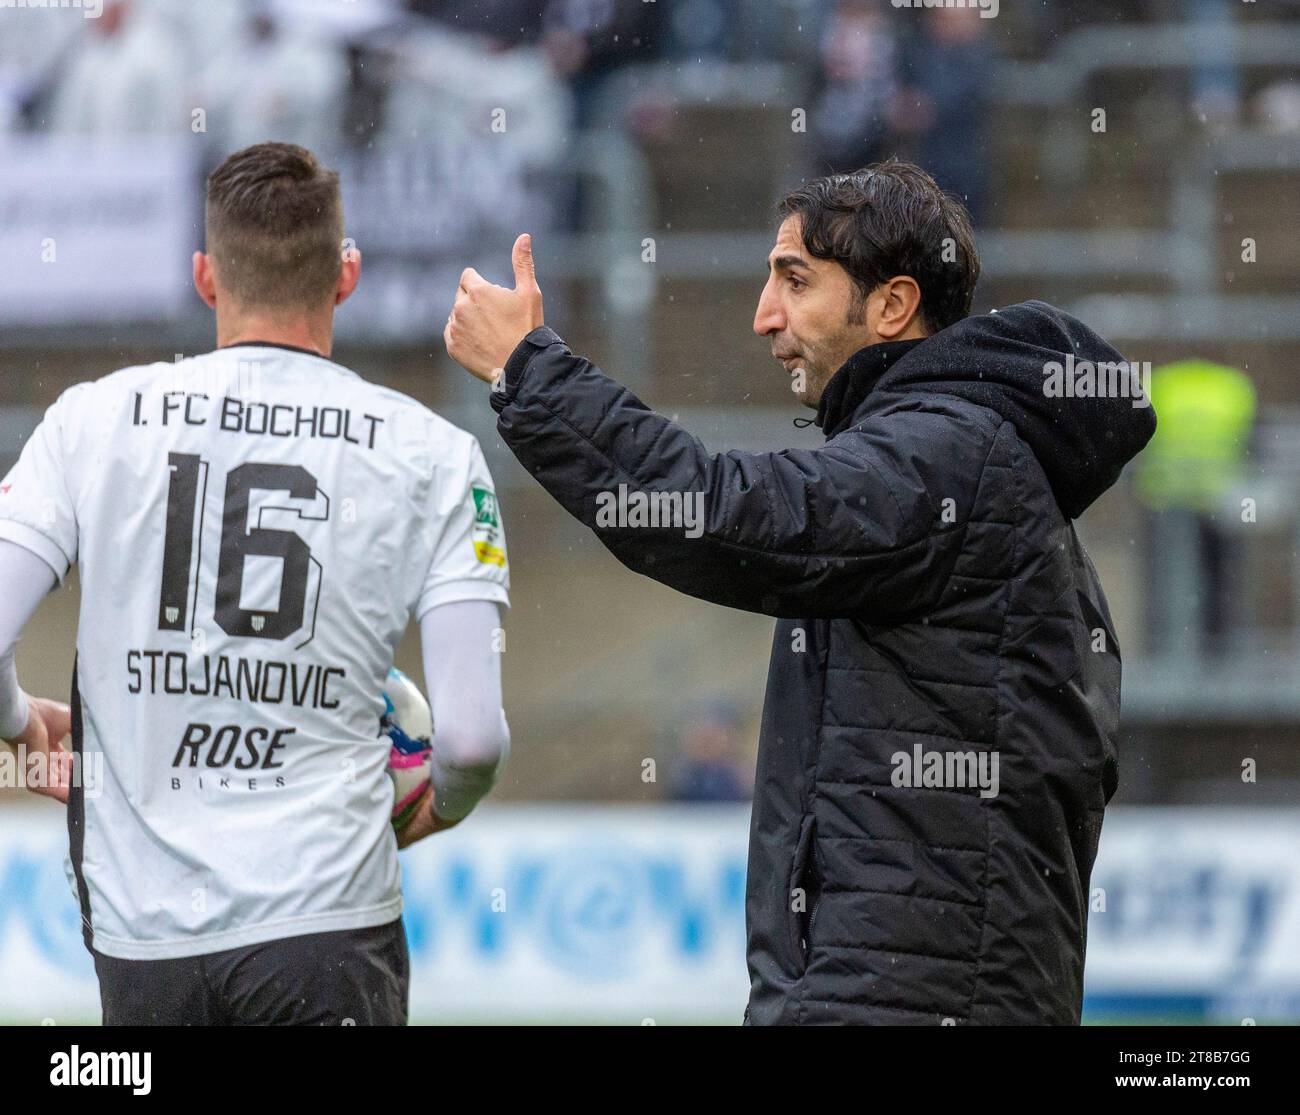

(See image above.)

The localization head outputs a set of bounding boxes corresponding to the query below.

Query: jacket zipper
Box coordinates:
[803,862,823,959]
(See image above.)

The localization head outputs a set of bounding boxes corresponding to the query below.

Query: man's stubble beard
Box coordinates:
[795,334,854,410]
[797,291,870,409]
[797,361,835,410]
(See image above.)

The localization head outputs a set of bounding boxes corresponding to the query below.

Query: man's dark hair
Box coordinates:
[205,142,343,310]
[777,159,980,334]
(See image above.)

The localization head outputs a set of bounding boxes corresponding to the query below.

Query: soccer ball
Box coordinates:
[381,667,433,829]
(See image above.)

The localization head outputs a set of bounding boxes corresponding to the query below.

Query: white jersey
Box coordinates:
[0,344,509,959]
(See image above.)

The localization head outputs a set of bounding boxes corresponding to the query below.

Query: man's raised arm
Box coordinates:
[444,236,983,621]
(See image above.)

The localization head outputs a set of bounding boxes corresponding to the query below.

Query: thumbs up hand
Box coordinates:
[444,233,545,385]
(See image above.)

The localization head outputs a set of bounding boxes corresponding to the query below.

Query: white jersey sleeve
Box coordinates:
[416,437,509,620]
[0,390,83,581]
[0,541,58,739]
[419,598,509,822]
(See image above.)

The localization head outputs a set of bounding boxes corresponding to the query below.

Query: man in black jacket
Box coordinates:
[444,162,1155,1024]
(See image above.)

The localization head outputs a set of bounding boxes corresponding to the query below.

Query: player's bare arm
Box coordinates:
[0,543,73,804]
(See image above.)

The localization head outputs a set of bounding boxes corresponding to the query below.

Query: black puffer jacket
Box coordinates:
[490,300,1155,1024]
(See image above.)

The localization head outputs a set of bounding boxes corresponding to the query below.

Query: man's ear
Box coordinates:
[192,251,218,309]
[335,248,361,306]
[872,275,925,340]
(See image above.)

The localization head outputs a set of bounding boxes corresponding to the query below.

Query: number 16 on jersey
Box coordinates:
[158,452,330,649]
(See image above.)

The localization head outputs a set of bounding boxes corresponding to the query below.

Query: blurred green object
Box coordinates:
[1136,360,1257,513]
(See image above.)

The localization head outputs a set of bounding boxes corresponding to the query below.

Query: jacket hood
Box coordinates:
[870,300,1156,519]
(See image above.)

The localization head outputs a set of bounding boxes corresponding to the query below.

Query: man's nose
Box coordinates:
[753,284,784,337]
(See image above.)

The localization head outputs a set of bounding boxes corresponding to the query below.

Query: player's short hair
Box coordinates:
[204,142,344,311]
[777,159,980,334]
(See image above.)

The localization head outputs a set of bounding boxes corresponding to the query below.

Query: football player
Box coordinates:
[0,143,510,1025]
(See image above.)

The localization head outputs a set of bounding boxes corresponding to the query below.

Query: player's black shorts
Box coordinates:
[92,918,409,1026]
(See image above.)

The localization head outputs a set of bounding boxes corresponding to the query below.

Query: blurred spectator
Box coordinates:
[46,0,190,136]
[540,0,661,132]
[809,0,900,175]
[157,0,249,74]
[1137,360,1257,659]
[553,0,658,229]
[0,6,83,133]
[895,6,994,224]
[664,0,732,61]
[381,21,571,164]
[194,6,348,157]
[668,700,753,804]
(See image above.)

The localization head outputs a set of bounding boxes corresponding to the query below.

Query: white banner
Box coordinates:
[0,804,751,1024]
[0,137,194,325]
[1084,807,1300,1021]
[399,805,749,1023]
[0,804,1297,1023]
